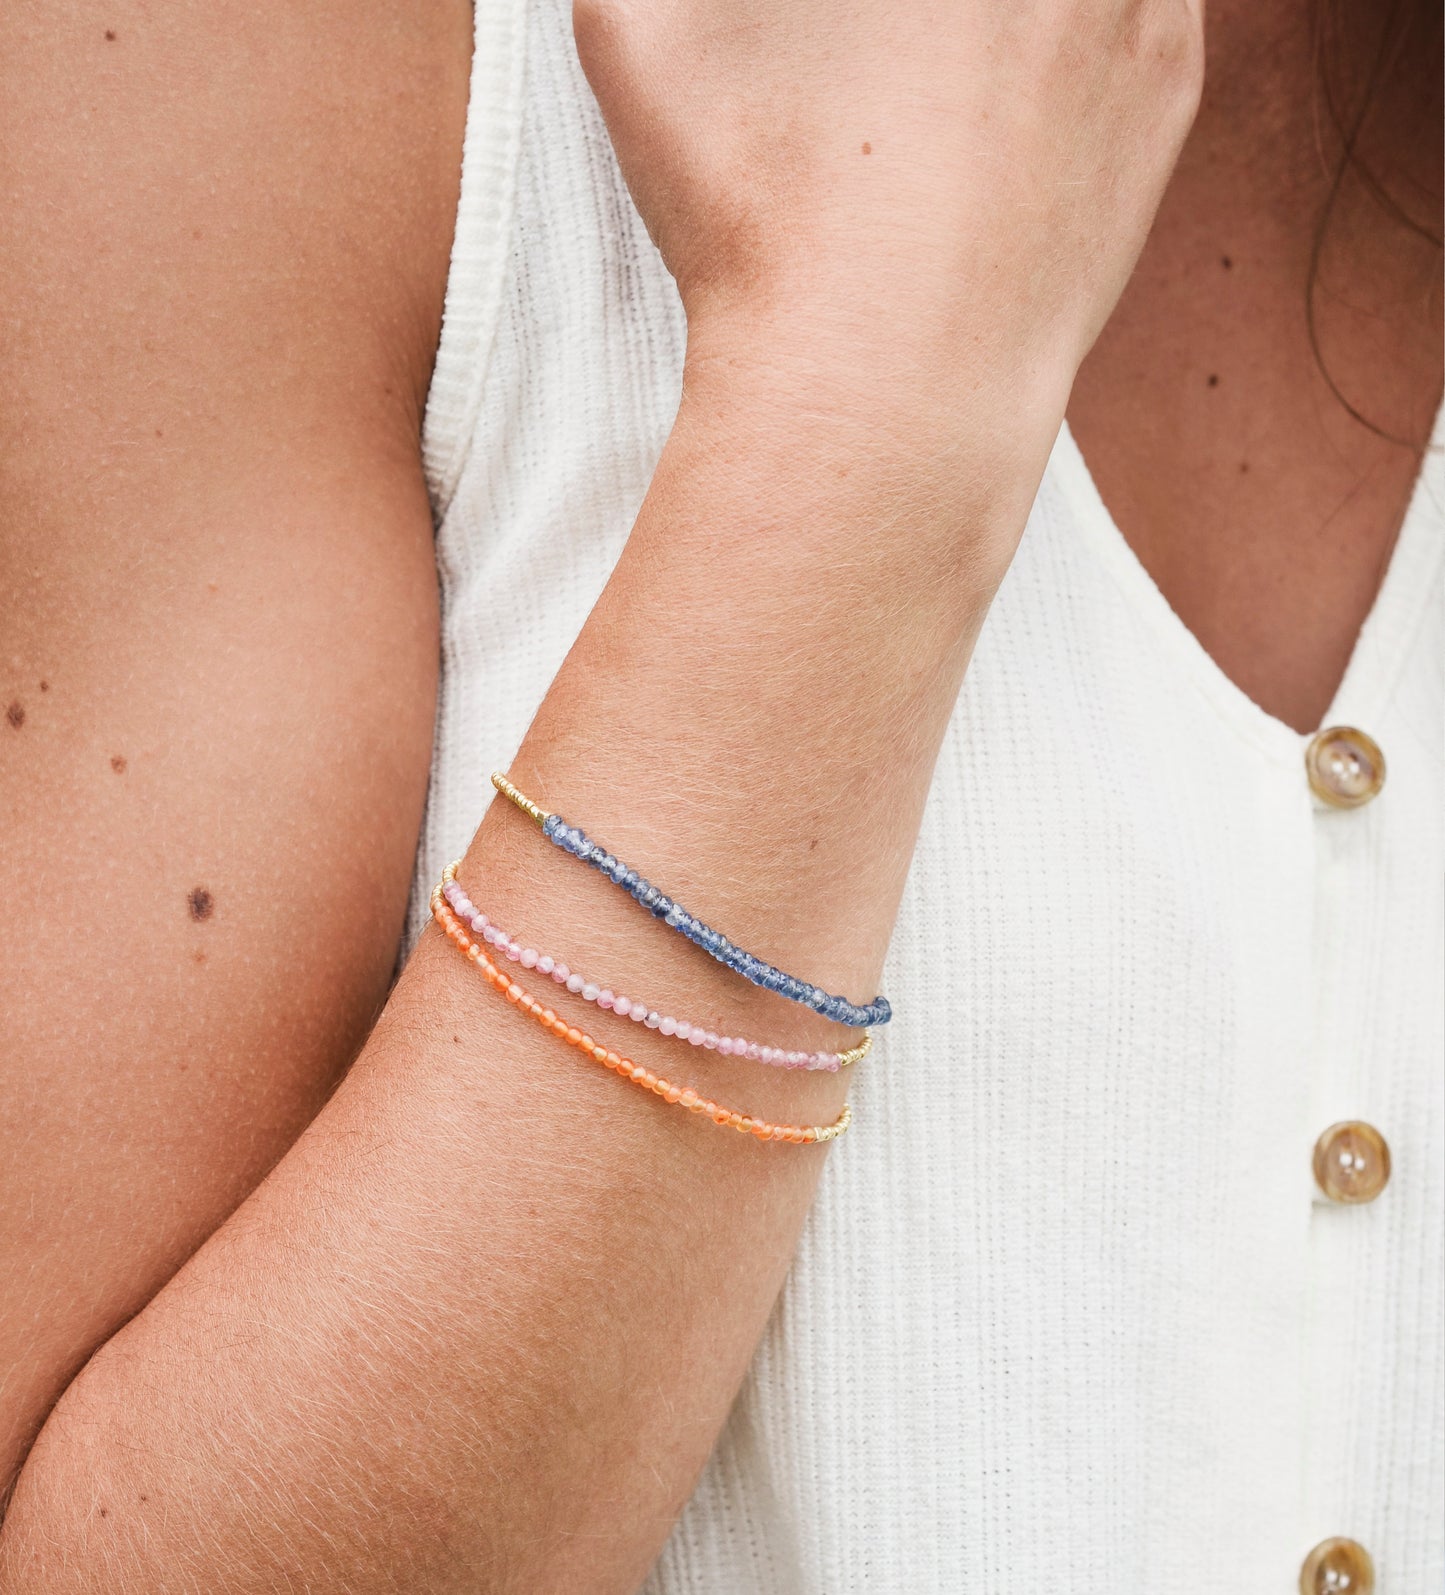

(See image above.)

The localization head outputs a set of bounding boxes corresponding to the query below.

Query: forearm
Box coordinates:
[0,342,1064,1593]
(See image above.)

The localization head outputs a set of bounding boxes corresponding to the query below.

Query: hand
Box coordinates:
[575,0,1203,399]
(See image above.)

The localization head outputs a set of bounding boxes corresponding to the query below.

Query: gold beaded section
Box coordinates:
[837,1033,873,1069]
[490,771,551,828]
[434,865,851,1147]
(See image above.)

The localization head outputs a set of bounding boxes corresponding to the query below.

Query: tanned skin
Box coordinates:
[0,0,1436,1588]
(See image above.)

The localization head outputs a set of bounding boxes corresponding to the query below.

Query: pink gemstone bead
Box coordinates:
[443,889,863,1075]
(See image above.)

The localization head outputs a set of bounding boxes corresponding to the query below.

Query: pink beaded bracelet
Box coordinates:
[442,877,872,1073]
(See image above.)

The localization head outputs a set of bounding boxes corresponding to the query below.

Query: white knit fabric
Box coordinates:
[410,2,1445,1586]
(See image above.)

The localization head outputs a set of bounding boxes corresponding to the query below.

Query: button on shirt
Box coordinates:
[1313,1121,1391,1205]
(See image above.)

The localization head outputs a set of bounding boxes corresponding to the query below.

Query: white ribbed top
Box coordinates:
[412,2,1444,1585]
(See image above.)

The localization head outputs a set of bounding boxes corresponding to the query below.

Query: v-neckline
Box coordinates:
[1049,411,1445,767]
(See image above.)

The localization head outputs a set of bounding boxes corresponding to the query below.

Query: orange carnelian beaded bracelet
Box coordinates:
[431,872,851,1145]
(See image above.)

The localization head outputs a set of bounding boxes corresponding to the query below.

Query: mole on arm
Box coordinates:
[6,702,25,730]
[861,141,872,155]
[111,755,127,774]
[104,29,116,40]
[187,887,214,922]
[1207,373,1219,388]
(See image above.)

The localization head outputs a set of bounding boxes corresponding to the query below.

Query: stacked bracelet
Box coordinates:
[432,871,852,1145]
[441,876,872,1073]
[491,773,890,1029]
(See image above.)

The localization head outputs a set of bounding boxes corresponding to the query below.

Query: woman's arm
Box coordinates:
[0,0,469,1493]
[0,1,1202,1589]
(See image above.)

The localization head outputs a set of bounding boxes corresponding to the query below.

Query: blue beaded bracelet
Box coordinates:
[490,772,891,1029]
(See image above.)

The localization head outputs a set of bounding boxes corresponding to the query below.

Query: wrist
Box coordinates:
[674,301,1071,582]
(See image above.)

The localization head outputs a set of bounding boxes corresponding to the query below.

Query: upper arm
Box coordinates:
[0,0,471,1491]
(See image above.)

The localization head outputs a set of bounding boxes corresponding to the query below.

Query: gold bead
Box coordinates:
[490,772,551,828]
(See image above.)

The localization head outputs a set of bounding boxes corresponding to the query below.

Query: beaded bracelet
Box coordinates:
[441,876,872,1073]
[432,872,852,1145]
[491,773,890,1029]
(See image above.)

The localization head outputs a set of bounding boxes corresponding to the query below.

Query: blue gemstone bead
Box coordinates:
[534,801,891,1028]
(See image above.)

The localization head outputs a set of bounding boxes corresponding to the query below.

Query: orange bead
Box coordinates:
[565,1027,582,1045]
